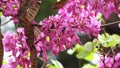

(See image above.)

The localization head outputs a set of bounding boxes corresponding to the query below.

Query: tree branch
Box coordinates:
[32,20,120,28]
[0,17,4,67]
[101,21,120,28]
[17,0,43,68]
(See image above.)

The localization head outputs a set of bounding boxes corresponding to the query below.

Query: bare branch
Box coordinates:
[0,17,4,68]
[101,21,120,28]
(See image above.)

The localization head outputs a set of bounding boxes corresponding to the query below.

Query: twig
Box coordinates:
[97,52,106,68]
[111,48,116,68]
[41,61,47,68]
[0,20,11,27]
[101,21,120,28]
[32,20,120,29]
[32,23,42,27]
[78,59,82,68]
[102,28,107,37]
[102,54,106,68]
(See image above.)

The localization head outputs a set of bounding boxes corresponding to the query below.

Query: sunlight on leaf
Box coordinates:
[82,64,98,68]
[84,53,94,61]
[51,60,63,68]
[98,33,120,47]
[76,46,91,59]
[3,61,7,64]
[84,42,93,51]
[17,65,21,68]
[67,49,75,55]
[0,12,2,16]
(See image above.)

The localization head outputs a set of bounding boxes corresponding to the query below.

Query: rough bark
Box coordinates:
[17,0,42,68]
[0,18,4,67]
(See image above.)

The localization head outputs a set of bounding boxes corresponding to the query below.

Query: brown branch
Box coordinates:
[101,21,120,28]
[0,33,3,67]
[32,23,42,27]
[0,20,11,27]
[41,62,47,68]
[111,48,116,67]
[17,0,43,68]
[78,59,82,68]
[0,17,4,67]
[32,20,120,29]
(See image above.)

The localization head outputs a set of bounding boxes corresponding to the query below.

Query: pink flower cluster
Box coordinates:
[36,0,103,61]
[99,53,120,68]
[37,15,81,61]
[36,0,120,62]
[58,0,102,37]
[0,0,20,16]
[0,0,20,24]
[86,0,119,19]
[1,0,120,66]
[75,0,119,19]
[2,28,30,68]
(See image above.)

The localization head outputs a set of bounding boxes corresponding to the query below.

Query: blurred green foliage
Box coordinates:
[47,60,63,68]
[35,0,58,22]
[67,33,120,68]
[0,12,2,16]
[82,64,98,68]
[98,33,120,47]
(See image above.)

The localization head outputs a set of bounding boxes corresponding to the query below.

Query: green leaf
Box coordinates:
[67,49,75,55]
[84,53,94,61]
[93,47,98,53]
[96,13,102,20]
[76,47,91,59]
[84,42,93,52]
[107,36,118,47]
[0,12,2,16]
[74,44,81,50]
[92,39,98,46]
[57,0,60,2]
[82,64,98,68]
[3,61,7,64]
[51,60,63,68]
[112,34,120,44]
[38,57,42,61]
[17,65,21,68]
[67,44,82,55]
[47,64,56,68]
[98,34,120,47]
[74,44,82,53]
[98,34,107,47]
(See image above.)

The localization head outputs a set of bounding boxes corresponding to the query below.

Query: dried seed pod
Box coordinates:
[51,0,69,10]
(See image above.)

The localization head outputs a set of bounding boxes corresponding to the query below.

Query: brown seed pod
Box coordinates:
[51,0,69,10]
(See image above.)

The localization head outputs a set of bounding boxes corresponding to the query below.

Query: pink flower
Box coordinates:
[0,0,20,24]
[118,14,120,18]
[99,56,114,68]
[118,23,120,28]
[3,28,30,68]
[1,0,20,16]
[3,32,18,52]
[99,52,120,68]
